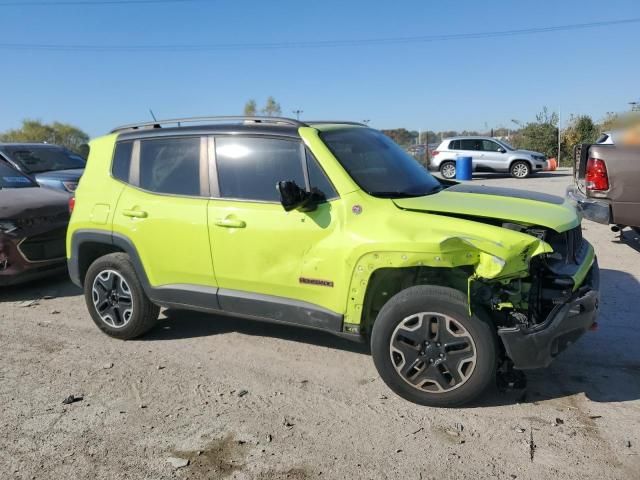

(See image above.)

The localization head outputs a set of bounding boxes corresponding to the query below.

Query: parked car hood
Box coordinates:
[0,186,69,237]
[514,149,545,157]
[33,168,84,182]
[392,184,579,232]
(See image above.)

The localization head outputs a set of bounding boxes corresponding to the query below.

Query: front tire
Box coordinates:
[510,161,531,178]
[440,161,456,179]
[371,286,497,407]
[84,253,160,340]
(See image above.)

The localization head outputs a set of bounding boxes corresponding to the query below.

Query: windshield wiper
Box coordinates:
[371,187,441,198]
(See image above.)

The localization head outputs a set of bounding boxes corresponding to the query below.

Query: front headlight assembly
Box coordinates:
[62,181,79,193]
[0,220,18,234]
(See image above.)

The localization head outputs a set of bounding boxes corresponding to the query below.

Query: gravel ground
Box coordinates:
[1,168,639,480]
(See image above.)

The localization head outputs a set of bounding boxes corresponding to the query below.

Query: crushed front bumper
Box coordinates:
[566,185,611,225]
[498,260,599,370]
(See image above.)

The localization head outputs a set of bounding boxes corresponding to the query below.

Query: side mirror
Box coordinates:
[277,180,316,212]
[498,147,506,153]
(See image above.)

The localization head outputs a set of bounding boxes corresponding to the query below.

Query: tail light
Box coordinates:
[585,158,609,191]
[69,197,75,214]
[431,150,440,157]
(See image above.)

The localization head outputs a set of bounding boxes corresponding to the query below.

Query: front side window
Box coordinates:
[321,128,441,198]
[139,137,202,196]
[4,146,85,174]
[306,151,337,200]
[216,137,306,202]
[481,140,501,152]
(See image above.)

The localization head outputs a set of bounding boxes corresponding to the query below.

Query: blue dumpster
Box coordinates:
[456,156,472,180]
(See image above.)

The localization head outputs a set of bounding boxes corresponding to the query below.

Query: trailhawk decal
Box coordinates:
[299,277,334,288]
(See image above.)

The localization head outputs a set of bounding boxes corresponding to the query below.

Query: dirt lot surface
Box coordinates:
[1,169,639,480]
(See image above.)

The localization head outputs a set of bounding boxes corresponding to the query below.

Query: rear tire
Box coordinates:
[370,285,497,407]
[510,161,531,178]
[440,161,456,179]
[84,253,160,340]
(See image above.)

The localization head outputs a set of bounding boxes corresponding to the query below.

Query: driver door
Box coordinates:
[206,135,343,318]
[479,139,506,171]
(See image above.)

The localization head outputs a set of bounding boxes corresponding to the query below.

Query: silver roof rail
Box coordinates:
[110,116,307,133]
[304,121,368,127]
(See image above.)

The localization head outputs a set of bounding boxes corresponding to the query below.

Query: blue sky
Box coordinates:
[0,0,638,137]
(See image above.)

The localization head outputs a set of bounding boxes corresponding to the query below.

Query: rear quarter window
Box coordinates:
[111,141,133,182]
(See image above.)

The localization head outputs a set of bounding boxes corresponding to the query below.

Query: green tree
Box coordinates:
[381,128,415,146]
[511,107,559,159]
[0,119,89,154]
[561,115,599,161]
[262,96,282,116]
[243,99,257,116]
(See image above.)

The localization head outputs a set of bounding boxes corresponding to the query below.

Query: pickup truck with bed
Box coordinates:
[568,143,640,233]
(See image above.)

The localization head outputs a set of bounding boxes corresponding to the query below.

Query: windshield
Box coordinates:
[0,163,37,188]
[321,128,442,198]
[3,146,85,174]
[495,139,515,151]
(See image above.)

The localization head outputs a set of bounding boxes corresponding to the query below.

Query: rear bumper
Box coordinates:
[566,185,611,225]
[498,260,599,370]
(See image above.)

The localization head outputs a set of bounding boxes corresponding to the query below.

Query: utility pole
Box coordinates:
[362,119,371,125]
[557,108,562,164]
[292,109,303,120]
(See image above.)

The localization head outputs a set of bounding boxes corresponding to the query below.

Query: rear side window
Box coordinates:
[112,141,133,182]
[460,139,480,150]
[216,137,305,202]
[139,137,202,196]
[448,140,460,150]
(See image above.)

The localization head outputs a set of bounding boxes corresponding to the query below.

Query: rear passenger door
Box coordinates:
[458,139,480,169]
[112,136,216,289]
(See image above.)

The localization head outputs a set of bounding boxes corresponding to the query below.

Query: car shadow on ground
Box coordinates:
[0,274,81,302]
[616,227,640,253]
[143,309,370,356]
[479,267,640,407]
[144,268,640,407]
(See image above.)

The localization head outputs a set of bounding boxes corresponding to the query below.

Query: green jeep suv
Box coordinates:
[67,116,599,406]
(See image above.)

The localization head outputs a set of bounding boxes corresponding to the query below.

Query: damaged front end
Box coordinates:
[469,223,599,369]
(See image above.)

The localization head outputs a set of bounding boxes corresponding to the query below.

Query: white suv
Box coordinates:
[430,137,547,179]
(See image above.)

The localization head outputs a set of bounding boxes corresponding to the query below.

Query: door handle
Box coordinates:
[215,217,246,228]
[122,209,148,219]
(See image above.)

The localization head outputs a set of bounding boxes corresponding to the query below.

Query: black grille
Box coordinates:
[545,226,585,265]
[567,226,585,263]
[19,227,67,262]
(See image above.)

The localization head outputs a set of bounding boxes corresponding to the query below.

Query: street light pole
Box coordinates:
[292,109,303,120]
